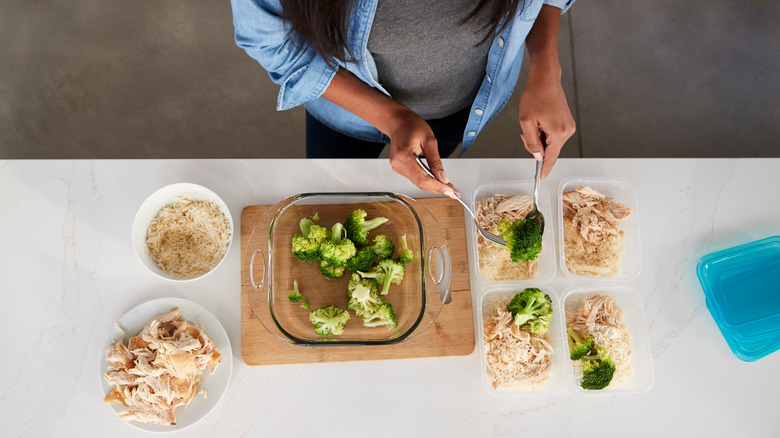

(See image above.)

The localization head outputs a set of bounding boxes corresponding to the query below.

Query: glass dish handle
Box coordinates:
[428,246,452,304]
[249,249,266,289]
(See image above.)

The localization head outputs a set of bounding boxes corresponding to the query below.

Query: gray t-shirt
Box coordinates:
[367,0,491,120]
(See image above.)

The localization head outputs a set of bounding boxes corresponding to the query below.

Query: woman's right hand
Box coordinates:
[321,69,459,197]
[386,109,460,197]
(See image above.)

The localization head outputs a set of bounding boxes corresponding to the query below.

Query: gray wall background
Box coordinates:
[2,1,778,159]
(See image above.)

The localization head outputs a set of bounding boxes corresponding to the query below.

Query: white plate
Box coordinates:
[99,297,233,432]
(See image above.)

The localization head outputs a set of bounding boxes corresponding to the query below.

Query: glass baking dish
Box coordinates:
[243,192,452,346]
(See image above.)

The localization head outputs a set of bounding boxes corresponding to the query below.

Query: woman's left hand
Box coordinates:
[518,73,576,179]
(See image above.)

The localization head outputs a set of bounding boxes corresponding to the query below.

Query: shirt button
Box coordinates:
[486,75,492,83]
[468,131,476,137]
[498,37,504,47]
[475,109,484,116]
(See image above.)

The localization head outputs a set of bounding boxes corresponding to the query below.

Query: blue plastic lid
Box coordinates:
[697,235,780,362]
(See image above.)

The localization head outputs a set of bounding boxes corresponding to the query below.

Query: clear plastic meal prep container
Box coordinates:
[243,192,451,346]
[560,285,654,394]
[557,177,641,281]
[470,181,556,284]
[477,285,566,395]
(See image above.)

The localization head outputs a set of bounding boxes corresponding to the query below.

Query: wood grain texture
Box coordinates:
[239,197,475,366]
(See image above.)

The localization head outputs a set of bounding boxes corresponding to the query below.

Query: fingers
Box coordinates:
[422,142,451,185]
[389,138,459,197]
[519,120,545,161]
[540,118,576,178]
[539,127,573,179]
[521,114,576,179]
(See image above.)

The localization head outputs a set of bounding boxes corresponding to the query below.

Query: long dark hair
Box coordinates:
[281,0,524,65]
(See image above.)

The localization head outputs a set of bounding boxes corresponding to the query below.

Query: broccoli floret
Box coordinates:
[567,327,595,360]
[496,218,543,262]
[287,280,302,303]
[506,288,553,334]
[396,234,414,264]
[346,247,375,272]
[320,222,356,266]
[362,301,398,329]
[309,305,350,336]
[347,273,383,318]
[319,260,346,280]
[291,216,329,262]
[344,209,389,246]
[358,258,405,296]
[301,300,310,310]
[580,350,616,390]
[370,234,395,261]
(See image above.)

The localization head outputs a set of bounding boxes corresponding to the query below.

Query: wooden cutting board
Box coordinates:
[239,197,474,366]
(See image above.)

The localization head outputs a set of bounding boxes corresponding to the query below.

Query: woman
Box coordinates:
[231,0,576,197]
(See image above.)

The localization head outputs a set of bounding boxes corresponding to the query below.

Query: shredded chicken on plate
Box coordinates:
[103,307,221,426]
[483,299,553,389]
[476,194,538,280]
[562,186,630,277]
[567,295,632,384]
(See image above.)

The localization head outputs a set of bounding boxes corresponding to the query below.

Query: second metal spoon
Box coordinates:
[415,155,507,246]
[525,156,545,234]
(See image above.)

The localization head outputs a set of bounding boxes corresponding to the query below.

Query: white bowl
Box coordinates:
[132,183,234,281]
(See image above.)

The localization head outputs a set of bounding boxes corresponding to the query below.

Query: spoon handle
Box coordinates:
[415,155,437,180]
[533,157,543,207]
[415,155,507,246]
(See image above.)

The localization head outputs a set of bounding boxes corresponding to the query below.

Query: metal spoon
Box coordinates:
[525,156,545,234]
[415,155,507,246]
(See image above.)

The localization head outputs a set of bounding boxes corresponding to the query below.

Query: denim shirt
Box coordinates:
[231,0,575,154]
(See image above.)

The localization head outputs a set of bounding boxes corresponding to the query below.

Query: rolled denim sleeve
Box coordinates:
[543,0,576,14]
[230,0,337,111]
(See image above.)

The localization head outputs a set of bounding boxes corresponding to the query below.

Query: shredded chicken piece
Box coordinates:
[483,298,553,389]
[103,307,222,426]
[475,194,539,280]
[562,186,630,277]
[567,295,632,385]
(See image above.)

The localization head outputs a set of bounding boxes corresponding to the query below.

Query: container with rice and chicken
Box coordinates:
[478,287,566,394]
[471,181,556,283]
[557,178,641,280]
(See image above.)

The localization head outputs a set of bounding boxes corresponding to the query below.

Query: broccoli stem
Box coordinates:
[332,223,346,244]
[514,296,543,325]
[363,217,388,232]
[568,327,582,343]
[299,218,314,236]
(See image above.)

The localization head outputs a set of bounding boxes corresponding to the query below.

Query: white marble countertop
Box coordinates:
[1,158,779,437]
